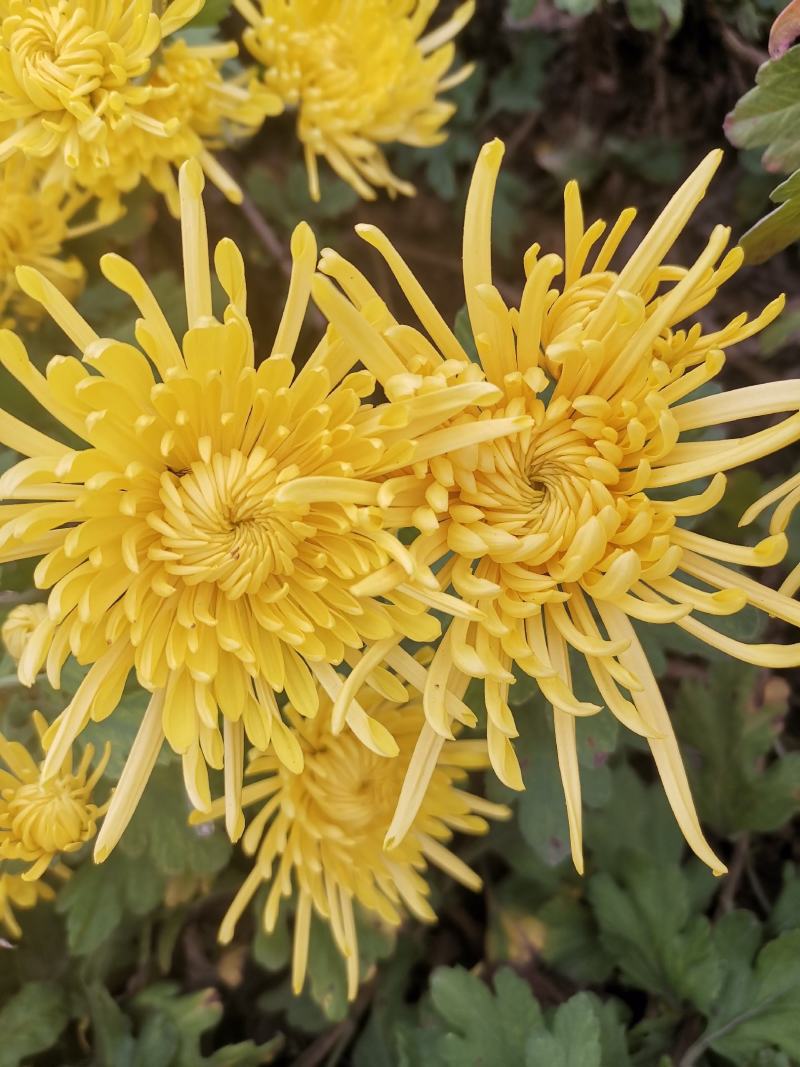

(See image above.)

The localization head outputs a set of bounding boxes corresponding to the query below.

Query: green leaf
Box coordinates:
[525,994,602,1067]
[189,0,231,25]
[57,849,165,955]
[673,661,800,836]
[487,35,555,117]
[584,765,684,876]
[727,48,800,171]
[739,169,800,262]
[131,984,283,1066]
[508,0,538,16]
[588,855,721,1010]
[86,984,137,1067]
[427,966,544,1065]
[554,0,600,14]
[623,0,683,32]
[699,929,800,1063]
[770,865,800,935]
[537,892,613,985]
[0,982,71,1067]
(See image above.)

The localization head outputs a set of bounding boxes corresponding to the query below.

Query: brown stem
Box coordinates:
[716,833,750,916]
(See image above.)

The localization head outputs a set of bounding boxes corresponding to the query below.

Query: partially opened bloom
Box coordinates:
[195,683,509,1000]
[0,871,54,938]
[0,712,109,880]
[317,140,800,875]
[0,0,274,214]
[2,603,48,662]
[0,158,507,862]
[236,0,474,200]
[0,158,107,326]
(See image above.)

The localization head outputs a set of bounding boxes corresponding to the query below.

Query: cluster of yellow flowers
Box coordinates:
[0,0,473,327]
[2,137,800,994]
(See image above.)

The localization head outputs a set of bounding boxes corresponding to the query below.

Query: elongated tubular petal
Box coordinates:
[223,718,245,842]
[15,268,99,351]
[272,223,317,360]
[545,618,584,874]
[419,833,482,891]
[463,140,505,363]
[275,477,379,505]
[659,473,727,517]
[649,413,800,487]
[671,527,787,568]
[599,604,726,874]
[740,472,800,529]
[384,645,478,727]
[179,160,213,326]
[418,0,475,52]
[673,379,800,430]
[331,637,398,733]
[409,415,531,466]
[0,407,67,458]
[586,150,722,342]
[291,889,312,994]
[93,689,166,862]
[311,274,406,383]
[99,255,184,373]
[356,224,466,362]
[385,721,445,850]
[679,550,800,627]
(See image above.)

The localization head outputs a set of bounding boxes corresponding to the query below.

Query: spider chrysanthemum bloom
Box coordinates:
[235,0,475,200]
[0,0,272,213]
[0,157,108,326]
[2,603,48,662]
[195,685,509,1000]
[0,870,54,938]
[318,140,800,876]
[0,711,110,880]
[0,158,506,862]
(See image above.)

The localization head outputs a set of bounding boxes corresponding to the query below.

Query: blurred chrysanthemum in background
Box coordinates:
[317,140,800,876]
[0,0,275,215]
[0,158,107,327]
[0,157,511,863]
[0,711,109,881]
[0,870,55,939]
[236,0,475,200]
[195,683,509,1000]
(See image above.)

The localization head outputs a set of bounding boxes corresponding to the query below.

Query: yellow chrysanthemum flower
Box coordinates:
[0,870,54,938]
[235,0,475,200]
[316,141,800,876]
[0,711,109,880]
[73,38,282,218]
[0,0,274,214]
[0,157,107,326]
[2,602,48,662]
[0,158,508,862]
[194,684,509,1000]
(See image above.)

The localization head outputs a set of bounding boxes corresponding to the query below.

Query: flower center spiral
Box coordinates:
[156,452,304,595]
[8,3,117,112]
[283,729,406,843]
